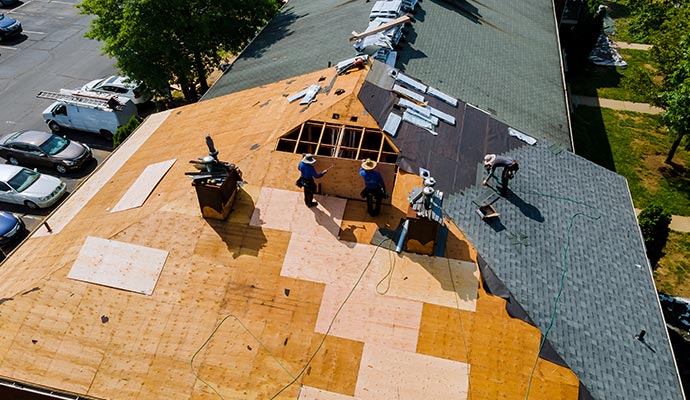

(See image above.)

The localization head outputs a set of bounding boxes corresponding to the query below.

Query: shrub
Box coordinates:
[113,116,141,147]
[638,204,672,267]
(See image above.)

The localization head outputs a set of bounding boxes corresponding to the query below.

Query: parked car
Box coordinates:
[0,211,22,245]
[0,130,93,174]
[81,75,152,105]
[0,13,21,40]
[0,165,66,209]
[0,0,20,7]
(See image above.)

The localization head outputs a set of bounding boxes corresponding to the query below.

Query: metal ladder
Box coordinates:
[36,90,125,111]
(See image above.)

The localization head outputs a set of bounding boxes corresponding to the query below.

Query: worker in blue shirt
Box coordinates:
[359,158,386,216]
[482,153,519,195]
[297,154,328,207]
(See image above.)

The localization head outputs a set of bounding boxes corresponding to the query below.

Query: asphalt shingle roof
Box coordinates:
[399,0,571,147]
[443,142,685,400]
[203,0,571,148]
[203,0,371,99]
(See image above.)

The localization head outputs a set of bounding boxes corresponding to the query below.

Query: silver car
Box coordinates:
[0,165,66,209]
[81,75,152,105]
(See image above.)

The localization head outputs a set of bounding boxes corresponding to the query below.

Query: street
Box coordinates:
[0,0,116,251]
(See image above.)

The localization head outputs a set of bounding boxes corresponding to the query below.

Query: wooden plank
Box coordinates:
[355,343,469,400]
[299,386,356,400]
[349,15,411,41]
[67,237,169,296]
[111,159,176,212]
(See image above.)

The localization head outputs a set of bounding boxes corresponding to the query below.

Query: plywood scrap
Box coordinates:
[355,343,469,400]
[111,159,176,212]
[67,236,169,295]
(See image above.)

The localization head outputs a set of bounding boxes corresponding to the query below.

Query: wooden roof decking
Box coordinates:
[0,66,579,399]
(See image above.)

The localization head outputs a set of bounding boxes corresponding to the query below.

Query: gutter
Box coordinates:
[551,0,575,152]
[0,378,96,400]
[624,181,688,400]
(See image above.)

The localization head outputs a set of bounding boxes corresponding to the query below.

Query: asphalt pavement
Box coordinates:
[0,0,117,251]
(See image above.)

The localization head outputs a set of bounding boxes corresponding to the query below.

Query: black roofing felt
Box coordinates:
[358,68,525,195]
[443,142,685,400]
[203,0,571,148]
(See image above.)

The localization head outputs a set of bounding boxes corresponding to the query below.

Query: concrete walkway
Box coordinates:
[612,41,652,51]
[635,209,690,233]
[573,95,664,115]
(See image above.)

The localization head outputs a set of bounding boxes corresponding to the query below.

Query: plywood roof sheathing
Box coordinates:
[110,159,176,212]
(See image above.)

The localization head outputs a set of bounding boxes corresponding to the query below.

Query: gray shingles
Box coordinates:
[444,142,685,400]
[203,0,571,148]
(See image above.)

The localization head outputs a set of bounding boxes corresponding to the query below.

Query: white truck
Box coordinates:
[37,89,139,139]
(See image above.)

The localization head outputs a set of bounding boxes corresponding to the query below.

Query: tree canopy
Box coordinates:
[78,0,281,102]
[620,1,690,163]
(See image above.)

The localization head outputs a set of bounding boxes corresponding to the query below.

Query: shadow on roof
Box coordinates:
[429,0,482,24]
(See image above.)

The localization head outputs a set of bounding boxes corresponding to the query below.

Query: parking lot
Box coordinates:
[1,0,117,255]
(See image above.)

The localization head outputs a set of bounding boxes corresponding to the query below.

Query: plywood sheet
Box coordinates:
[33,110,172,237]
[385,255,478,312]
[299,386,356,400]
[250,187,346,237]
[281,234,383,289]
[67,236,169,295]
[315,283,423,352]
[111,159,176,212]
[355,343,469,400]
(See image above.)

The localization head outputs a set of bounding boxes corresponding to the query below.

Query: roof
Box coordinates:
[203,0,571,148]
[203,0,372,100]
[443,141,685,400]
[0,66,585,399]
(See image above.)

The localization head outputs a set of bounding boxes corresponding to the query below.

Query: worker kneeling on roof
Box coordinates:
[360,158,387,216]
[482,154,519,195]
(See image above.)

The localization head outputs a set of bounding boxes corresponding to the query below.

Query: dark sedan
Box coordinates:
[0,130,92,174]
[0,211,22,245]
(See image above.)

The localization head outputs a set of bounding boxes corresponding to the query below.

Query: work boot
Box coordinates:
[307,201,319,208]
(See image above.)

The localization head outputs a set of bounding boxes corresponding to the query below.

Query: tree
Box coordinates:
[617,4,690,165]
[113,115,141,147]
[78,0,281,102]
[638,204,672,267]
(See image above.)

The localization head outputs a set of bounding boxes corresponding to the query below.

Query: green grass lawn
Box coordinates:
[572,106,690,215]
[572,106,690,296]
[569,49,654,102]
[655,231,690,297]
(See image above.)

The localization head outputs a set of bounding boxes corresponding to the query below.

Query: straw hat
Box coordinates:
[301,154,316,165]
[361,158,377,171]
[483,154,496,166]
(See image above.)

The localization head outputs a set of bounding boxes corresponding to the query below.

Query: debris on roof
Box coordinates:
[288,84,322,104]
[336,55,369,75]
[508,127,537,145]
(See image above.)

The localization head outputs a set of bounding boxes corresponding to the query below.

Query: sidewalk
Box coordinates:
[612,41,652,51]
[635,209,690,233]
[573,95,664,115]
